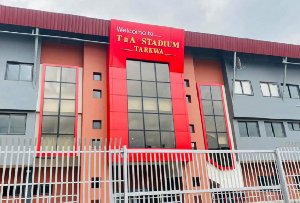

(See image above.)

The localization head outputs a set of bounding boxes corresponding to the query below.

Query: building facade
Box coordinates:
[0,5,300,203]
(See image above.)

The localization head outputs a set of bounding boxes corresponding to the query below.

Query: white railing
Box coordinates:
[0,138,299,203]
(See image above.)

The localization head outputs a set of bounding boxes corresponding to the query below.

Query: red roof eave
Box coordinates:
[1,5,300,59]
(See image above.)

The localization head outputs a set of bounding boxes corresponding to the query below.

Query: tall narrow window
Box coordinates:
[127,60,175,148]
[40,65,77,151]
[198,84,233,168]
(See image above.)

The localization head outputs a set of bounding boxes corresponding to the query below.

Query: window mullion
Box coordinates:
[241,81,244,94]
[56,68,63,149]
[271,123,276,137]
[268,83,272,97]
[18,64,21,81]
[8,114,11,134]
[245,122,250,137]
[154,63,163,148]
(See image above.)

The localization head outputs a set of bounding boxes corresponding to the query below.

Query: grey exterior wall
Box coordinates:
[0,33,41,164]
[0,33,41,111]
[223,52,300,150]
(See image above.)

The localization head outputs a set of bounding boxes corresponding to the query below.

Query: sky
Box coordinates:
[1,0,300,45]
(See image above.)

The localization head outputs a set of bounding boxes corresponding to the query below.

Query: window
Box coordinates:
[184,79,190,87]
[0,114,26,134]
[288,122,300,131]
[2,185,21,196]
[238,121,260,137]
[295,176,300,190]
[93,73,102,81]
[260,82,280,97]
[40,66,77,150]
[32,184,53,195]
[192,177,201,187]
[258,175,279,191]
[191,142,197,150]
[5,62,33,81]
[91,177,100,188]
[127,60,175,148]
[92,139,101,149]
[93,90,102,98]
[93,120,101,129]
[235,80,253,95]
[199,85,233,168]
[186,95,191,103]
[282,84,300,99]
[265,122,285,137]
[189,125,195,133]
[199,85,229,150]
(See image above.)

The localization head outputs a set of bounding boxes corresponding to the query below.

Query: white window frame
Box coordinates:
[235,80,253,95]
[260,82,280,97]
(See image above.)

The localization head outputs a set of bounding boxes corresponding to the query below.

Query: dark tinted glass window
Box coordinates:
[186,95,191,103]
[93,120,101,129]
[265,122,285,137]
[141,62,155,81]
[10,115,26,134]
[155,63,169,82]
[288,122,300,131]
[129,131,145,148]
[93,73,102,81]
[288,85,300,98]
[142,81,157,97]
[126,60,175,148]
[0,115,9,133]
[190,124,195,133]
[145,131,160,148]
[93,90,102,98]
[0,114,26,134]
[128,113,144,130]
[272,123,285,137]
[184,79,190,87]
[161,132,175,148]
[127,60,141,80]
[127,80,142,96]
[238,121,260,137]
[265,122,274,137]
[238,122,248,137]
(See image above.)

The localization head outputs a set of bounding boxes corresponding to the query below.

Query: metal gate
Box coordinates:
[0,138,300,203]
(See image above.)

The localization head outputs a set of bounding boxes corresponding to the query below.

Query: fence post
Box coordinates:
[123,145,128,203]
[275,148,290,203]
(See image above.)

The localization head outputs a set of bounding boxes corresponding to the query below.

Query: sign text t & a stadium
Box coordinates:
[109,19,185,73]
[116,27,180,55]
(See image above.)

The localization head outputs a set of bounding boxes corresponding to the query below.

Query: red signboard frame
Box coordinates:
[107,19,191,154]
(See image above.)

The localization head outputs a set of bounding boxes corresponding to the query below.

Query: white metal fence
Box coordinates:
[0,138,299,203]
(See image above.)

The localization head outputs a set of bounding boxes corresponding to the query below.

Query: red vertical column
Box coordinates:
[108,67,129,147]
[170,72,191,149]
